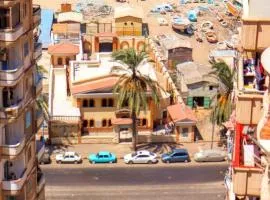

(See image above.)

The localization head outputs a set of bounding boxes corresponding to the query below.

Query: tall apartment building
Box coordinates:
[0,0,45,200]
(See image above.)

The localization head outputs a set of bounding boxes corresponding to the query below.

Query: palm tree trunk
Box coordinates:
[131,110,137,151]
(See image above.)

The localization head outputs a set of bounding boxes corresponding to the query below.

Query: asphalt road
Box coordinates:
[42,163,228,200]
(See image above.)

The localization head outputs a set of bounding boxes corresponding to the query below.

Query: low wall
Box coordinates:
[138,135,177,143]
[51,137,79,145]
[81,136,117,144]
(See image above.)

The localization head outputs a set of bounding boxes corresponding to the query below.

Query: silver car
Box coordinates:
[194,149,226,162]
[124,150,158,164]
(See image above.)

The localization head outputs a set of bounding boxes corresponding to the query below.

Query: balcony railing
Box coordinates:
[1,137,26,157]
[33,5,41,27]
[36,141,45,161]
[34,42,42,60]
[0,23,24,42]
[0,62,24,86]
[36,109,44,131]
[2,168,27,191]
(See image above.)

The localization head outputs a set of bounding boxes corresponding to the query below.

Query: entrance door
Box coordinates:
[99,42,113,52]
[119,128,132,142]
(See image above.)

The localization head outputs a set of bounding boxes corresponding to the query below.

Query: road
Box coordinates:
[42,163,228,200]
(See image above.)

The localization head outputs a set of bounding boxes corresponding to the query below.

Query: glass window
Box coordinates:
[209,86,213,90]
[181,128,189,137]
[70,156,74,159]
[25,111,31,128]
[102,119,107,127]
[98,155,103,158]
[108,98,114,107]
[108,119,112,127]
[89,99,95,107]
[83,120,88,127]
[0,8,10,29]
[138,155,149,158]
[57,57,63,65]
[103,155,109,158]
[131,152,137,157]
[24,42,29,57]
[142,119,147,126]
[5,196,16,200]
[82,99,88,107]
[89,119,94,128]
[101,98,107,107]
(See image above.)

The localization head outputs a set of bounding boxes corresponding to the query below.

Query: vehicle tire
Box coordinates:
[40,161,44,165]
[128,160,133,164]
[74,161,78,164]
[92,161,95,164]
[166,160,170,164]
[57,161,61,164]
[184,159,188,163]
[109,161,113,164]
[147,160,153,164]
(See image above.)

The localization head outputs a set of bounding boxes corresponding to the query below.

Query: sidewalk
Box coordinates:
[48,142,222,160]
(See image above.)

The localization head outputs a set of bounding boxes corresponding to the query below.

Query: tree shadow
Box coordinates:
[136,143,184,154]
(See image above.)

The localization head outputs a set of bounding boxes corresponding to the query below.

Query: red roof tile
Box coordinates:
[167,104,197,123]
[112,118,132,125]
[71,76,119,94]
[48,43,80,55]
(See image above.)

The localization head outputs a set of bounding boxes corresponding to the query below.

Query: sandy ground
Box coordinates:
[34,0,233,65]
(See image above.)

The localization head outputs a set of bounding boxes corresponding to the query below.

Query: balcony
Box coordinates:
[36,140,45,161]
[1,138,26,157]
[2,168,27,191]
[2,98,24,119]
[33,5,41,28]
[0,23,24,42]
[0,62,24,87]
[34,42,42,60]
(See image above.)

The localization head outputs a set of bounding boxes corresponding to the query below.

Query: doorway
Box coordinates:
[193,97,204,107]
[99,42,113,52]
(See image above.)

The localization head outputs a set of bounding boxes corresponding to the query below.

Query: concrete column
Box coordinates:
[0,87,3,108]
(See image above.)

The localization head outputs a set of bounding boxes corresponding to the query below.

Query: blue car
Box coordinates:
[88,151,117,164]
[161,149,190,163]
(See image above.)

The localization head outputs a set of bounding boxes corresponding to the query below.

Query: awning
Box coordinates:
[111,118,132,125]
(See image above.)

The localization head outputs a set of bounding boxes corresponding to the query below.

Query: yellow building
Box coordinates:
[0,1,45,200]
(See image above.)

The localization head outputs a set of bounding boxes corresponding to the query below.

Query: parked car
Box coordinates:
[88,151,117,164]
[161,149,190,163]
[56,151,82,164]
[124,150,158,164]
[39,151,51,165]
[194,149,226,162]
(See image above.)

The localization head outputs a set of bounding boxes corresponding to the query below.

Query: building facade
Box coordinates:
[0,0,45,199]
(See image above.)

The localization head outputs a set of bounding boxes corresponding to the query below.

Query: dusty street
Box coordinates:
[42,163,227,200]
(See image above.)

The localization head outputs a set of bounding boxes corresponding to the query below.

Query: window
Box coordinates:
[66,57,70,65]
[82,99,88,107]
[98,155,103,158]
[57,57,63,65]
[103,155,109,158]
[138,155,149,158]
[142,119,147,126]
[108,98,114,107]
[101,98,107,107]
[5,196,16,200]
[209,86,213,90]
[102,119,107,127]
[108,119,112,127]
[162,110,167,119]
[24,42,29,57]
[124,22,127,26]
[89,119,95,128]
[25,111,31,128]
[27,146,32,162]
[181,128,189,137]
[83,120,88,127]
[0,8,10,29]
[131,22,134,26]
[89,99,95,107]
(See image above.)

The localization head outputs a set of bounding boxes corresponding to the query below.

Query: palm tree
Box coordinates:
[111,48,162,150]
[210,61,235,125]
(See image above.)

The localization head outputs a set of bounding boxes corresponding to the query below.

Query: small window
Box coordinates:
[101,98,107,107]
[108,119,112,127]
[108,98,114,107]
[70,155,74,159]
[83,120,88,127]
[124,22,127,26]
[131,22,134,26]
[89,99,95,107]
[209,86,213,90]
[142,119,147,126]
[181,128,189,137]
[57,57,63,65]
[162,110,167,119]
[102,119,107,127]
[82,99,88,107]
[98,155,103,158]
[89,119,95,128]
[24,42,29,57]
[25,111,31,128]
[66,57,70,65]
[27,146,32,162]
[103,155,109,158]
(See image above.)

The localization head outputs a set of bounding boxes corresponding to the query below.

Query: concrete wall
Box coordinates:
[51,55,76,66]
[115,16,142,36]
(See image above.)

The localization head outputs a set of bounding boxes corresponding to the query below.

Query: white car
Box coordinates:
[124,150,158,164]
[55,151,82,164]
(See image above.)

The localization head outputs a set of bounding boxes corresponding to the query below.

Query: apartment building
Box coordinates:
[224,0,270,199]
[0,0,45,200]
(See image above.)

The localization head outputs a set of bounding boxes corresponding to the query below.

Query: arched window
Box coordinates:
[101,98,107,107]
[102,119,107,127]
[108,98,114,107]
[89,99,95,107]
[142,118,147,126]
[83,99,88,107]
[124,22,127,26]
[57,57,63,65]
[83,120,88,127]
[131,22,134,26]
[66,57,70,66]
[108,119,112,127]
[89,119,95,128]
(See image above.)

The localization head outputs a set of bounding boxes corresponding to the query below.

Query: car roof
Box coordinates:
[65,152,76,155]
[98,151,111,155]
[201,149,223,154]
[136,150,151,155]
[173,149,188,153]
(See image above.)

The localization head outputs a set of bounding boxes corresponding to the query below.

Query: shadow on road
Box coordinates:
[136,143,184,154]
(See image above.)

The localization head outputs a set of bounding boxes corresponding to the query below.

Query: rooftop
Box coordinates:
[57,11,83,23]
[52,23,81,34]
[114,6,143,19]
[157,34,192,50]
[48,43,80,55]
[167,103,197,123]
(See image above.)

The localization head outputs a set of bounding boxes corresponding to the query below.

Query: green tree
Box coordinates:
[111,48,162,150]
[211,61,235,126]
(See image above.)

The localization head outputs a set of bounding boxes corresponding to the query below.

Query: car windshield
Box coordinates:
[150,152,155,156]
[75,153,79,157]
[131,152,137,157]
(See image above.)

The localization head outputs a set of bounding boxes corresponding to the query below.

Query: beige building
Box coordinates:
[0,1,45,200]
